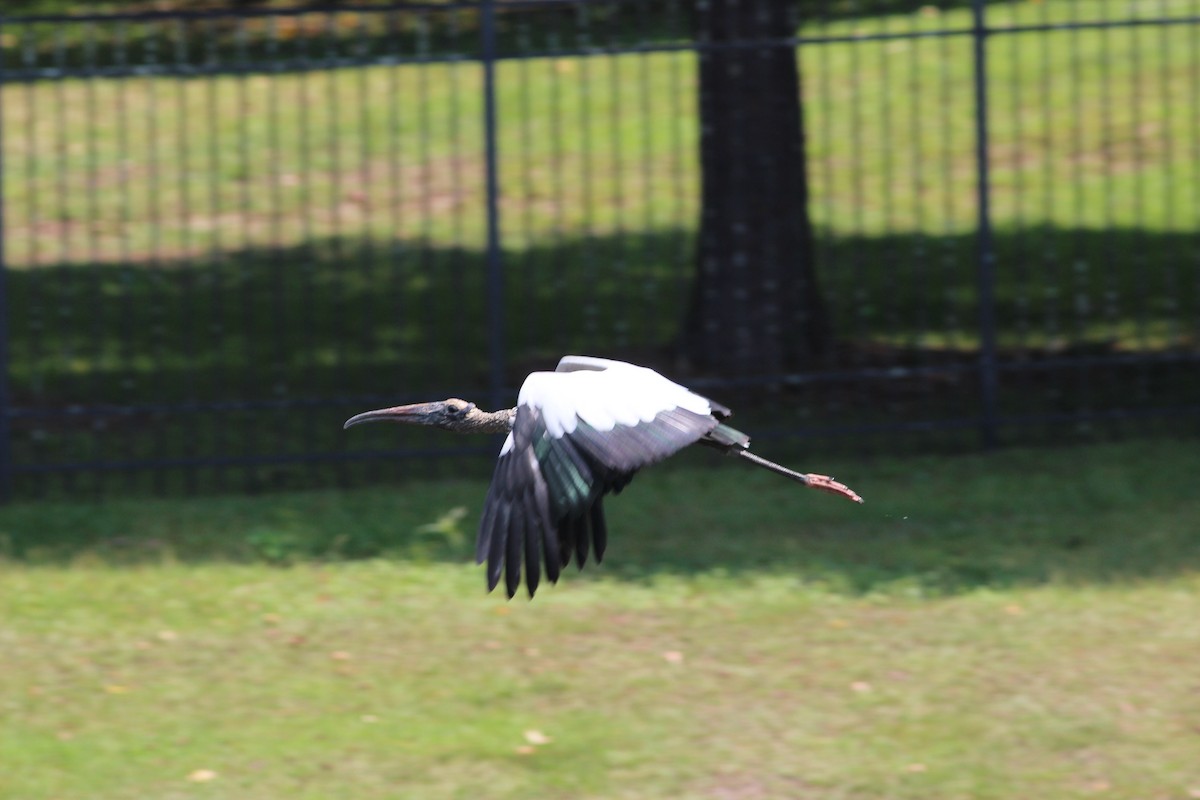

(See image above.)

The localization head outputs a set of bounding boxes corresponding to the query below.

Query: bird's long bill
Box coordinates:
[343,402,443,430]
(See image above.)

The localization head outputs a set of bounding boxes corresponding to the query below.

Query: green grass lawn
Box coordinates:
[2,439,1199,798]
[6,2,1196,257]
[3,1,1197,493]
[4,0,1197,320]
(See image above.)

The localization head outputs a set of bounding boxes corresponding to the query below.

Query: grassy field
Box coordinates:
[3,1,1197,493]
[2,439,1199,798]
[6,6,1198,255]
[5,2,1198,251]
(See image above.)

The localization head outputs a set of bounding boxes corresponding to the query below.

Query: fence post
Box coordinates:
[480,0,506,411]
[971,0,999,448]
[0,19,11,502]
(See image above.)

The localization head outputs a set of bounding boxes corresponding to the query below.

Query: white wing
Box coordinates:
[554,354,629,373]
[555,354,732,419]
[478,358,725,598]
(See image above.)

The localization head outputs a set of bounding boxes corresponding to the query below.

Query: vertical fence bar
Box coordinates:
[0,23,11,502]
[971,0,999,448]
[481,0,506,410]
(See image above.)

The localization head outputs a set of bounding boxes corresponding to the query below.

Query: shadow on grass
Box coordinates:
[1,440,1198,595]
[10,224,1197,397]
[602,440,1200,594]
[7,224,1199,498]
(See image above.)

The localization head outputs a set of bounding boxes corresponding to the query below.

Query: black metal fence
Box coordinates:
[1,0,1197,499]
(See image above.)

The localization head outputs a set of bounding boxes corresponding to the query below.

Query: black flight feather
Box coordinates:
[475,494,497,565]
[531,465,560,584]
[522,488,541,597]
[557,514,574,569]
[706,398,733,419]
[572,512,589,569]
[486,501,510,593]
[590,502,608,563]
[702,421,752,450]
[505,503,523,599]
[475,403,728,597]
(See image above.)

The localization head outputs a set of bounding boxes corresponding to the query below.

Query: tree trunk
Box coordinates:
[683,0,831,376]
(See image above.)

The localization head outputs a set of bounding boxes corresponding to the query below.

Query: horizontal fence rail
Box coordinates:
[0,0,1197,499]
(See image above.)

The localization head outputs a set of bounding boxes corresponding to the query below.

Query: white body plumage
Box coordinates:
[500,356,715,454]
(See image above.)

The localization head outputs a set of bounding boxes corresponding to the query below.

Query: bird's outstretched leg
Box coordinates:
[733,449,864,504]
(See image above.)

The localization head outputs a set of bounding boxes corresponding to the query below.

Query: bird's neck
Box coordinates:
[461,407,517,434]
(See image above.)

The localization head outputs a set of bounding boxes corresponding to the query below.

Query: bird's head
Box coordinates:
[343,398,477,432]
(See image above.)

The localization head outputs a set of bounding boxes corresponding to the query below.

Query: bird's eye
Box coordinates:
[446,404,461,414]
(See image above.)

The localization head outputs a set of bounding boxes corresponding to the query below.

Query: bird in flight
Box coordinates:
[344,355,862,598]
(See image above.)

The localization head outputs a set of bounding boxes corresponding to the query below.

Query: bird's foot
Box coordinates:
[803,474,864,504]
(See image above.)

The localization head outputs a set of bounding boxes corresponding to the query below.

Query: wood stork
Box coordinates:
[344,355,862,598]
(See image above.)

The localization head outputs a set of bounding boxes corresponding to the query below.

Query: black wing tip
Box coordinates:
[708,399,733,419]
[485,572,542,599]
